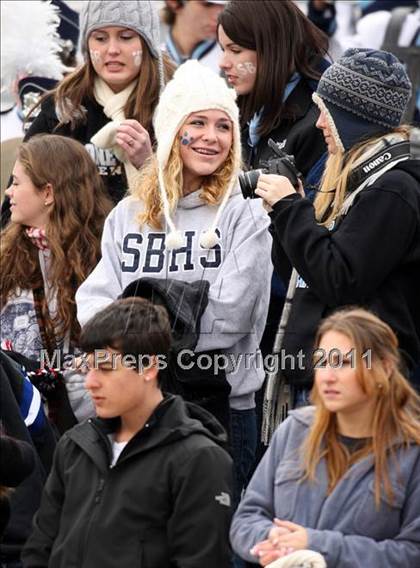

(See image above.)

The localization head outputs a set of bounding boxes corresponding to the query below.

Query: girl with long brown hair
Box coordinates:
[1,134,112,412]
[1,0,173,226]
[231,308,420,568]
[218,4,331,457]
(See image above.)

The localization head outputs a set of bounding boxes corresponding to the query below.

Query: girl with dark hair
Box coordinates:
[1,0,174,224]
[218,0,329,183]
[231,308,420,568]
[1,134,112,422]
[218,3,331,483]
[218,0,331,394]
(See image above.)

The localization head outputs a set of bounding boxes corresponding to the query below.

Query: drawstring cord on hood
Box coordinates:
[162,173,239,251]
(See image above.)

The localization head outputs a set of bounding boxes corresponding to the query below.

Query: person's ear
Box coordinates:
[43,183,55,207]
[382,358,393,379]
[143,358,159,383]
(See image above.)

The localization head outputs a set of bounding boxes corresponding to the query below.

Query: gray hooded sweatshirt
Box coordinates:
[230,406,420,567]
[76,185,272,410]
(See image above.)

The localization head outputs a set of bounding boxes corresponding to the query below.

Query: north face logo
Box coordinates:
[215,492,231,507]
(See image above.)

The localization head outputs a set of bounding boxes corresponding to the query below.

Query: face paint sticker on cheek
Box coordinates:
[180,132,194,146]
[236,62,257,76]
[132,50,142,67]
[90,50,102,64]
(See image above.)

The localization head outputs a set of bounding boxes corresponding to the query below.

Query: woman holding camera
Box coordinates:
[257,48,420,428]
[76,60,272,506]
[231,308,420,568]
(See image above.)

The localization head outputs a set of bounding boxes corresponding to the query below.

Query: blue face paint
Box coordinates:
[180,131,194,146]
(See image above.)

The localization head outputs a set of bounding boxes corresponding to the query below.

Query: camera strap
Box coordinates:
[346,140,411,194]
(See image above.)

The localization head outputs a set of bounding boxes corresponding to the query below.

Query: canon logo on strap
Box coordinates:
[362,152,392,174]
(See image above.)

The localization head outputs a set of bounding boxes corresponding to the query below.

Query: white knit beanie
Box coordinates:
[153,60,242,250]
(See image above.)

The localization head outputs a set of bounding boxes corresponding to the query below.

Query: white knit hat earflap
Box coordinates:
[153,60,242,250]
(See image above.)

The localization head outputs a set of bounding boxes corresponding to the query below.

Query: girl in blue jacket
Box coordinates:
[231,308,420,567]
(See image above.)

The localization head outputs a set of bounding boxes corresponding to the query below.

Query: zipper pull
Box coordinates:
[94,477,105,503]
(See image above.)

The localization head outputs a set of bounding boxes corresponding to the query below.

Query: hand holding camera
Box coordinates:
[239,139,303,206]
[255,174,304,209]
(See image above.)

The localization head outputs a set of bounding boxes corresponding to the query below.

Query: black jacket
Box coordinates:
[1,94,127,226]
[270,160,420,387]
[0,436,35,539]
[0,352,56,562]
[22,395,234,568]
[242,72,328,183]
[243,69,328,359]
[122,277,231,431]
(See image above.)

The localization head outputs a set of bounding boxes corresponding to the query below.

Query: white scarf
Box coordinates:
[90,77,141,193]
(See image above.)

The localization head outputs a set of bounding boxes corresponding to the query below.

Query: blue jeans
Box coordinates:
[293,386,312,408]
[230,408,258,508]
[230,408,257,568]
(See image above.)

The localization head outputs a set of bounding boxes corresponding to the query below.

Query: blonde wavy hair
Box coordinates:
[314,126,411,227]
[302,308,420,508]
[132,136,236,229]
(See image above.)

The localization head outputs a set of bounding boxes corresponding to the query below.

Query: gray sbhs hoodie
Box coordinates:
[76,185,273,409]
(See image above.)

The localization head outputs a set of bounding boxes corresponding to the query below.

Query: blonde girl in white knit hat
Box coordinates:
[76,59,273,509]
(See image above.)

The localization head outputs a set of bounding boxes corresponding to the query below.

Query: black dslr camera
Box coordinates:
[239,139,302,199]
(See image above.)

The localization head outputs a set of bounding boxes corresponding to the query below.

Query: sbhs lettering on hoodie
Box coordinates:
[122,230,222,273]
[76,190,273,408]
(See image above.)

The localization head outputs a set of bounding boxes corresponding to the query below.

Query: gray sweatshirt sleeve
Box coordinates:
[76,206,123,327]
[230,420,291,562]
[196,200,272,352]
[307,466,420,568]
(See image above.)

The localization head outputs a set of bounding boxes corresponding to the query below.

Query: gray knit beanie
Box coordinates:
[79,0,161,59]
[315,48,412,129]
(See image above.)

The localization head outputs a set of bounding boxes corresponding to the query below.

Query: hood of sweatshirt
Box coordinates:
[288,405,316,427]
[68,394,230,461]
[177,182,242,210]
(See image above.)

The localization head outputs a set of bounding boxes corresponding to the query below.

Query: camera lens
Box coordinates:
[239,169,263,199]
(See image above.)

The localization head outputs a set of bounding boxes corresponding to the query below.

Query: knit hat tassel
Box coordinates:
[199,229,220,249]
[157,168,184,251]
[166,230,184,250]
[199,175,236,249]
